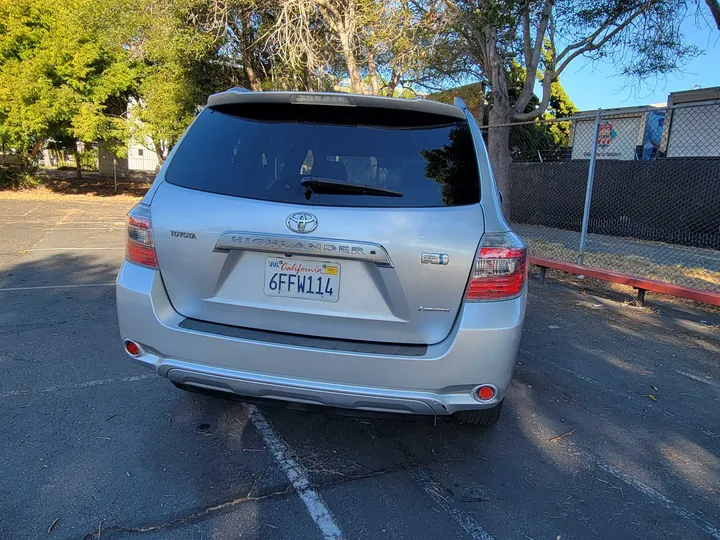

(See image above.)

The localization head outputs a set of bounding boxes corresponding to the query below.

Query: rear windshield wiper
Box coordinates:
[300,176,403,199]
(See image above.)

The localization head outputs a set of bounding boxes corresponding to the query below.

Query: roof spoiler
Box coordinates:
[206,91,467,120]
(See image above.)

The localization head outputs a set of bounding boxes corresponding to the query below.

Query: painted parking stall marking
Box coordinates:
[247,404,345,540]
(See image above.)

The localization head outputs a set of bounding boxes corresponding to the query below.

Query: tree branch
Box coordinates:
[514,0,553,114]
[522,6,531,68]
[555,3,648,76]
[512,72,553,121]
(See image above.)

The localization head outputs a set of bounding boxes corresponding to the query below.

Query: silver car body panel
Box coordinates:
[116,263,525,414]
[150,181,485,345]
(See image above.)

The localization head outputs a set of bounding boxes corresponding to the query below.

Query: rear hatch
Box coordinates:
[150,97,483,345]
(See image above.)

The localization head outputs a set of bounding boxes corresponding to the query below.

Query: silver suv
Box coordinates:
[116,90,527,426]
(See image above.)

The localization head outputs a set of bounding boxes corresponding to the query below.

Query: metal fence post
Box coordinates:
[578,110,602,265]
[113,158,117,194]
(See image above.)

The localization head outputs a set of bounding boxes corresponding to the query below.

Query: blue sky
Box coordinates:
[559,13,720,111]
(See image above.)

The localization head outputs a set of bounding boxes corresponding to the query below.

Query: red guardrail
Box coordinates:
[529,256,720,307]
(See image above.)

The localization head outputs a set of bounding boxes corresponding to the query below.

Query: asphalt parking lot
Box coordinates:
[1,196,719,540]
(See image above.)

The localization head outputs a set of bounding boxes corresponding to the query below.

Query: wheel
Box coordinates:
[453,400,503,427]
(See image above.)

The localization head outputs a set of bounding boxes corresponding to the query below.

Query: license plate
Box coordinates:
[264,258,340,302]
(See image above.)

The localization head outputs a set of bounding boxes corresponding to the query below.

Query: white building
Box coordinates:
[98,97,162,177]
[661,86,720,158]
[569,86,720,161]
[127,139,160,172]
[570,104,665,161]
[98,139,158,177]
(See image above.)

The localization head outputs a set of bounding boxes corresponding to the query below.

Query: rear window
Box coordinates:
[165,105,481,207]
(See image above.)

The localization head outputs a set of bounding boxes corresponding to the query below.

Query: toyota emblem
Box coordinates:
[286,212,318,234]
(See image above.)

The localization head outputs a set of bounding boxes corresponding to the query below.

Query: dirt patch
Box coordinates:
[0,174,149,201]
[532,265,720,318]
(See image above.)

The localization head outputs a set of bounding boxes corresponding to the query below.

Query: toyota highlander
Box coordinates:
[116,90,527,426]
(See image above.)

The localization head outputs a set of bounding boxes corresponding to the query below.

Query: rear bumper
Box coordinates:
[116,262,526,415]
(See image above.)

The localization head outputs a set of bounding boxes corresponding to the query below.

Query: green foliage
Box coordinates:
[544,81,578,147]
[0,0,137,158]
[429,60,579,161]
[0,0,701,174]
[125,0,238,159]
[429,82,486,119]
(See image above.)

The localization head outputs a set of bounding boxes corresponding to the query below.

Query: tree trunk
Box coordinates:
[26,139,44,169]
[306,54,316,92]
[487,97,512,218]
[706,0,720,30]
[241,16,262,91]
[73,148,82,179]
[244,59,261,91]
[338,31,363,94]
[152,138,169,167]
[367,50,380,95]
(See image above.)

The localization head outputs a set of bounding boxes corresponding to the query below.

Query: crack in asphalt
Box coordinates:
[79,454,479,538]
[80,486,295,539]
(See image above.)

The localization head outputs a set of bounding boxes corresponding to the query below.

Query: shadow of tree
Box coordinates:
[0,169,152,197]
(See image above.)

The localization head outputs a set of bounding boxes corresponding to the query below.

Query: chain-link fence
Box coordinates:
[490,100,720,293]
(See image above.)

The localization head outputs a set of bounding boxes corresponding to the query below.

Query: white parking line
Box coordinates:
[0,208,76,287]
[0,374,155,399]
[519,349,719,440]
[408,469,494,540]
[0,283,115,292]
[579,446,720,540]
[22,204,40,216]
[247,405,345,540]
[674,369,720,390]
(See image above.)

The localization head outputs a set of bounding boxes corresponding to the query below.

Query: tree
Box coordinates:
[706,0,720,29]
[0,0,136,174]
[442,0,699,211]
[124,0,241,163]
[266,0,459,96]
[429,63,578,161]
[269,0,366,93]
[360,0,462,96]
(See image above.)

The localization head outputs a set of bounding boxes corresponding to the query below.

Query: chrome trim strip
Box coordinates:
[214,232,394,267]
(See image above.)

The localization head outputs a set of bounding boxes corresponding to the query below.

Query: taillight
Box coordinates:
[126,204,158,269]
[465,232,527,301]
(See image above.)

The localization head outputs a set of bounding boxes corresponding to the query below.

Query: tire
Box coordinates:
[453,400,503,427]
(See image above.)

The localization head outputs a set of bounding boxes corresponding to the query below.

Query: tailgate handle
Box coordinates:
[214,232,394,267]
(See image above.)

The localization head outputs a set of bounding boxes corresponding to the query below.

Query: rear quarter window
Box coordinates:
[165,105,481,208]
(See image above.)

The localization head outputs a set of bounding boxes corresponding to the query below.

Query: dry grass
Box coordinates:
[535,267,720,315]
[527,238,720,293]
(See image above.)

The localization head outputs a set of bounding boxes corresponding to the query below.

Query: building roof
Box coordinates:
[668,86,720,105]
[572,103,665,119]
